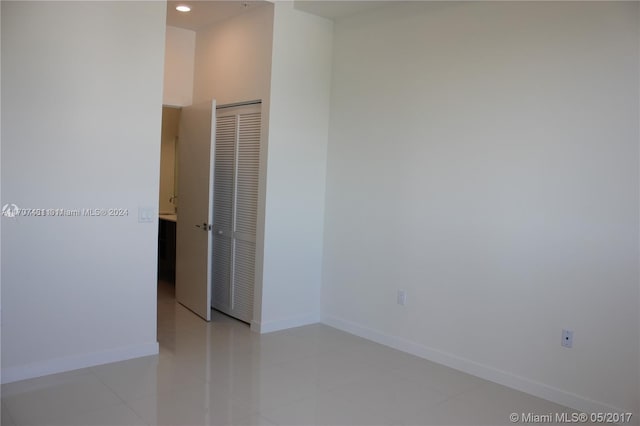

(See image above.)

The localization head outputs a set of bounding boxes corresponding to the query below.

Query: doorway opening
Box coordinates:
[159,1,271,330]
[158,106,180,285]
[156,101,263,328]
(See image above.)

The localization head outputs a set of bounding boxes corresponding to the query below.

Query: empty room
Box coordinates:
[1,1,638,425]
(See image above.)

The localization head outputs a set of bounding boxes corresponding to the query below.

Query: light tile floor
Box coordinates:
[2,280,582,426]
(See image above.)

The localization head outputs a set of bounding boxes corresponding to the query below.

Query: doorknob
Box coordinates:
[195,222,210,231]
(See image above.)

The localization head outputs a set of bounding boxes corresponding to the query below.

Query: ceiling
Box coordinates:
[166,1,268,31]
[293,1,392,20]
[166,0,392,31]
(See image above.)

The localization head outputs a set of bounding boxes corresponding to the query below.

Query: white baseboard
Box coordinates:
[322,314,633,418]
[251,313,320,334]
[1,341,159,384]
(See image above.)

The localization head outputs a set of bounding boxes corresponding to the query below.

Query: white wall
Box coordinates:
[322,1,639,417]
[192,5,274,106]
[1,1,166,382]
[258,2,333,332]
[163,25,195,107]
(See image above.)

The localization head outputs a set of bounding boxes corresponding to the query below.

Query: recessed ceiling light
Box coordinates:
[176,5,191,12]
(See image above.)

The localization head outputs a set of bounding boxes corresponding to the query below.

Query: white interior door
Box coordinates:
[212,103,261,323]
[175,100,216,321]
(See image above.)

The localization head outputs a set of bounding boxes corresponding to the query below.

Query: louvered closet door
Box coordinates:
[212,104,261,323]
[212,114,236,314]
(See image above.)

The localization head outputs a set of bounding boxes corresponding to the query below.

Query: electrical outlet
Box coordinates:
[397,290,407,306]
[561,329,573,348]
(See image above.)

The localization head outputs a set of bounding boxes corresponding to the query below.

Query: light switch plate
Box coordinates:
[138,207,155,223]
[397,290,407,306]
